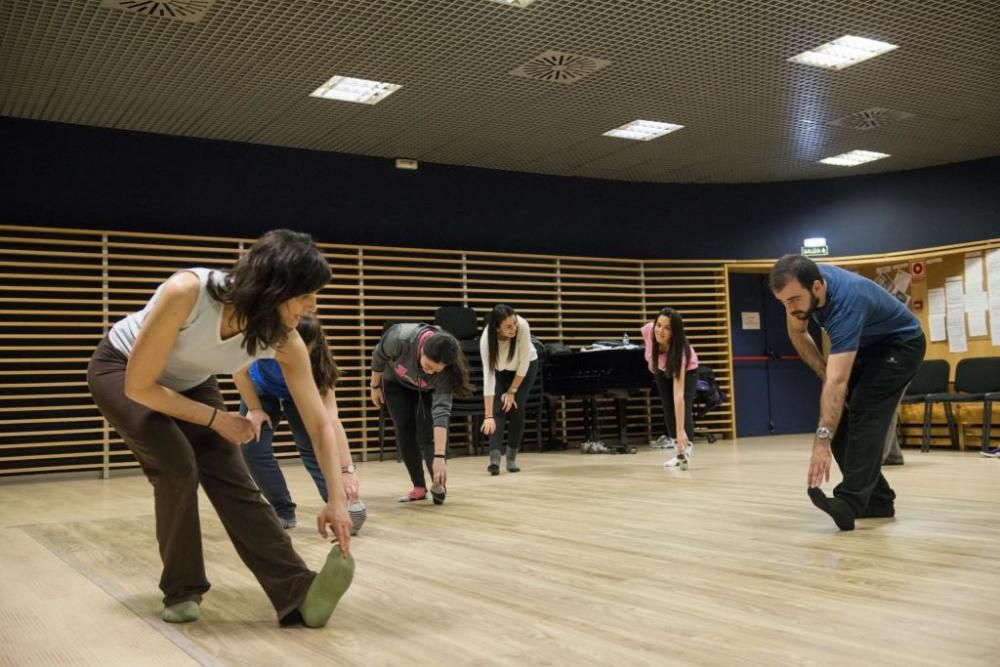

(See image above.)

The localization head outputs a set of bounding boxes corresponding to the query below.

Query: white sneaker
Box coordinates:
[664,445,693,469]
[651,435,677,449]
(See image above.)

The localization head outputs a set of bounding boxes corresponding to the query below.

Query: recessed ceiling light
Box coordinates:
[789,35,898,70]
[818,150,890,167]
[490,0,537,6]
[309,75,401,105]
[603,119,684,141]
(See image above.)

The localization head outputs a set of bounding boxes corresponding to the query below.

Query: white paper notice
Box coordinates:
[965,252,984,294]
[945,276,967,353]
[987,249,1000,293]
[988,249,1000,345]
[893,269,912,294]
[966,292,988,337]
[991,292,1000,346]
[928,287,947,342]
[741,312,761,330]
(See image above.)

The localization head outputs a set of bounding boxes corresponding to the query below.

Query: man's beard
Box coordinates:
[791,293,819,320]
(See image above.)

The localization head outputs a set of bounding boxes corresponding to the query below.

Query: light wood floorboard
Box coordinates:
[1,435,998,666]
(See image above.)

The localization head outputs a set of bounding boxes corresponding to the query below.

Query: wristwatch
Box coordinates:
[815,426,832,441]
[342,464,356,474]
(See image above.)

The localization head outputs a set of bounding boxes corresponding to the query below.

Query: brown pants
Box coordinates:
[87,337,315,622]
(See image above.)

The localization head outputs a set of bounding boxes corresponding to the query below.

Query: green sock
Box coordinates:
[300,549,355,628]
[161,600,200,623]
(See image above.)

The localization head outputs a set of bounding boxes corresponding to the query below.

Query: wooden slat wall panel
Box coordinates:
[1,228,108,477]
[0,225,735,477]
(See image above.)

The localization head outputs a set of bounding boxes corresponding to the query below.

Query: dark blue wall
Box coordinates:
[2,117,997,257]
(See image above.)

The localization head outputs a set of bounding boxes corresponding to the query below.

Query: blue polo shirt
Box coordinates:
[811,265,922,354]
[248,359,292,400]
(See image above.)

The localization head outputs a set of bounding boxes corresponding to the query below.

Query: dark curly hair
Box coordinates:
[207,229,331,355]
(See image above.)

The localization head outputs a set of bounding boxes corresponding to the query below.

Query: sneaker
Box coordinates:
[487,463,500,476]
[981,447,1000,458]
[278,515,297,530]
[399,486,427,502]
[651,435,676,449]
[664,445,693,469]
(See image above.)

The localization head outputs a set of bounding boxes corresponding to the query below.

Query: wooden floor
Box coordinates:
[1,435,998,666]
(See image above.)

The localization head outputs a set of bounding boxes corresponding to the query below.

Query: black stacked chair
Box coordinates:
[898,359,952,452]
[924,357,1000,452]
[434,305,486,454]
[691,366,726,443]
[522,338,547,451]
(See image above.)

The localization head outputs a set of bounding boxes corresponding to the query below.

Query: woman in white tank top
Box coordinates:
[88,229,354,628]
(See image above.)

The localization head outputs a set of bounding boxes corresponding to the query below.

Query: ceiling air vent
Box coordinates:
[100,0,215,23]
[510,50,612,84]
[827,107,915,130]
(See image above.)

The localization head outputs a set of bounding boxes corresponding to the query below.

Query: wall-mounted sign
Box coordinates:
[802,245,829,257]
[741,312,761,330]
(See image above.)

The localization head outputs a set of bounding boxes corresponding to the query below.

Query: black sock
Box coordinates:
[807,487,855,531]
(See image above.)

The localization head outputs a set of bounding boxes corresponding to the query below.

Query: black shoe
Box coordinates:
[807,487,856,531]
[883,456,905,466]
[431,483,446,505]
[507,463,520,473]
[858,504,895,518]
[487,464,500,476]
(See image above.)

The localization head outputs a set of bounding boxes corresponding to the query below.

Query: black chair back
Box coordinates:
[906,359,950,396]
[434,305,478,340]
[954,357,1000,394]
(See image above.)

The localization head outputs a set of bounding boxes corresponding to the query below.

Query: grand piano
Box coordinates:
[543,346,652,452]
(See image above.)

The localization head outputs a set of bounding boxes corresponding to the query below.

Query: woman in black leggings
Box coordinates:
[641,307,699,470]
[369,323,472,504]
[479,304,539,475]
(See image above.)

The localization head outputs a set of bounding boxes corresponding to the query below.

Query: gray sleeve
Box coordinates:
[430,381,454,429]
[372,327,401,372]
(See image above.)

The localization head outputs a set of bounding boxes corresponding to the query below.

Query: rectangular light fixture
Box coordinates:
[803,237,827,248]
[818,150,890,167]
[603,119,684,141]
[310,75,402,105]
[789,35,898,70]
[490,0,537,6]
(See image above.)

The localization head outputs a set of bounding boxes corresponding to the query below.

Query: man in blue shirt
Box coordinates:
[770,255,926,530]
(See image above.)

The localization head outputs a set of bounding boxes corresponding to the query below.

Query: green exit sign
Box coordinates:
[802,245,829,257]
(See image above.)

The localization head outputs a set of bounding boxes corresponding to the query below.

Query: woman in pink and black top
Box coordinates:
[369,323,472,504]
[641,307,699,470]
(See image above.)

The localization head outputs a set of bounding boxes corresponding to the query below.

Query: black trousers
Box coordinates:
[489,360,539,454]
[383,380,440,488]
[653,369,697,439]
[832,334,926,513]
